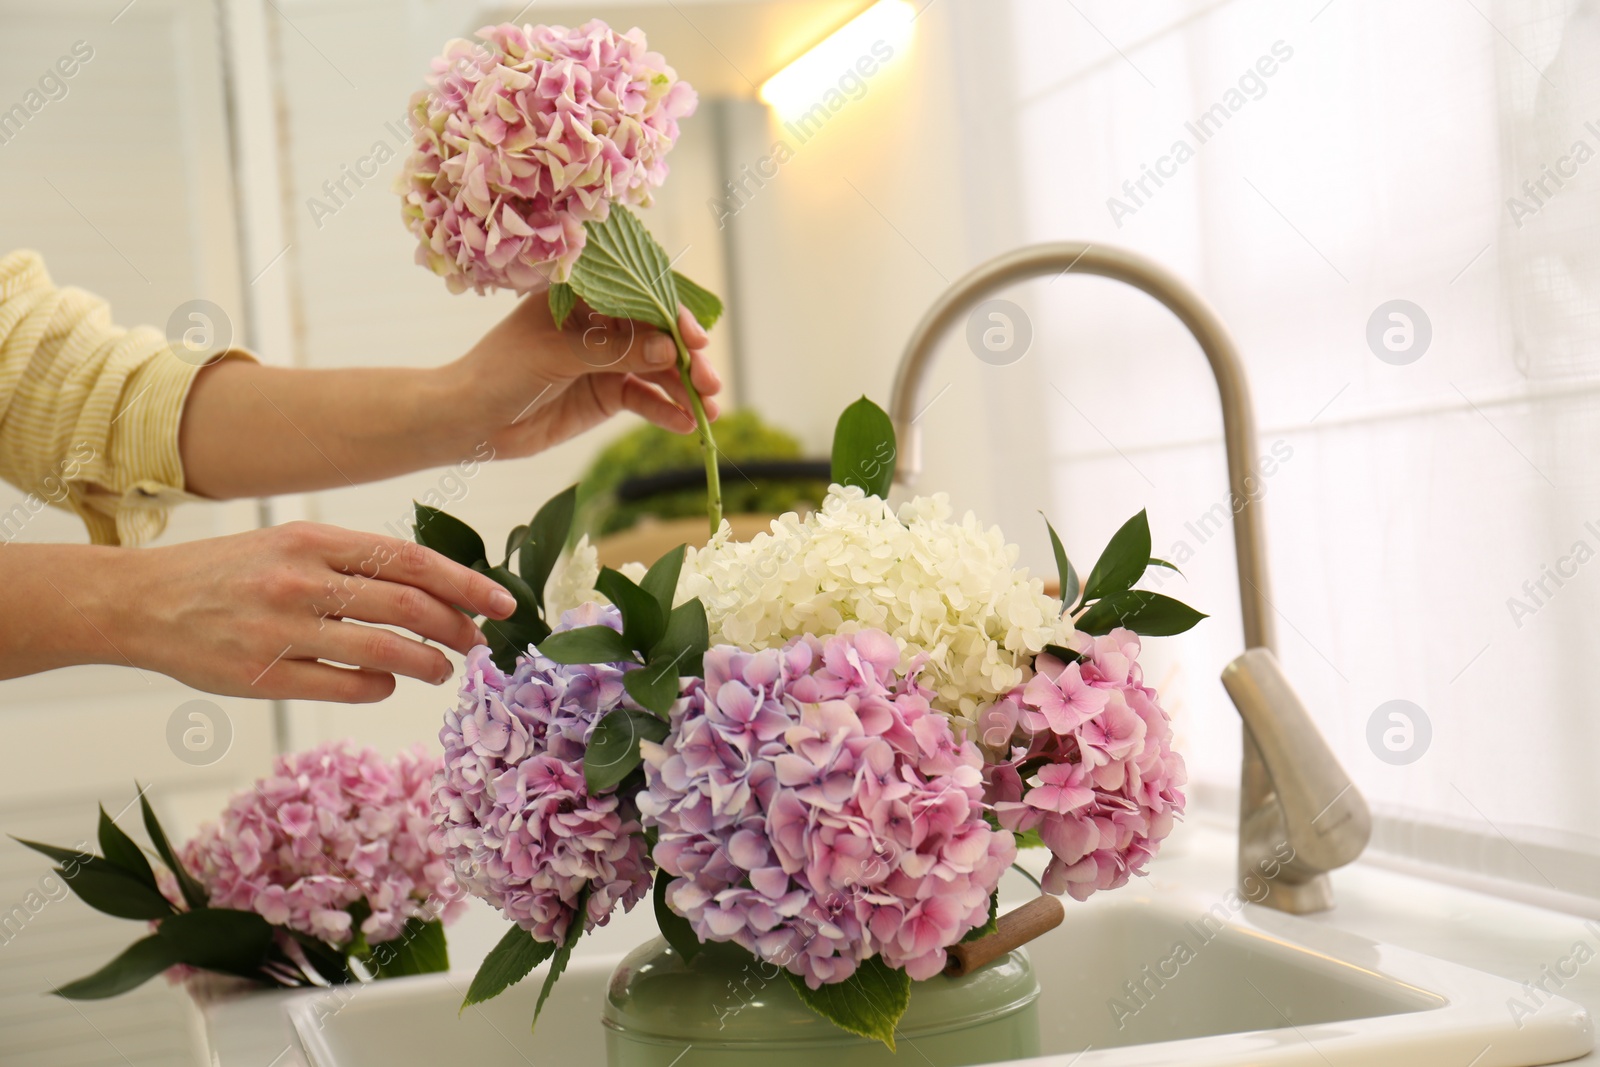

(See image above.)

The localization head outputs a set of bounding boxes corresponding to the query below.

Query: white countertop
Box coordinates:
[193,819,1600,1066]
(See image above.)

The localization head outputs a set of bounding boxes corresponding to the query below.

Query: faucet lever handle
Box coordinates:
[1222,647,1371,873]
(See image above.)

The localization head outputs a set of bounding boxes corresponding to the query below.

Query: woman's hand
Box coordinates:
[108,523,515,702]
[445,293,723,461]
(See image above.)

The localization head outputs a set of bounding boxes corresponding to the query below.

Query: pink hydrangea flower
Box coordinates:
[433,605,652,943]
[639,631,1016,987]
[397,20,698,292]
[178,741,462,947]
[985,628,1186,901]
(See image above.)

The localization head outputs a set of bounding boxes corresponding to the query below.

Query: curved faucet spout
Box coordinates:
[887,242,1370,914]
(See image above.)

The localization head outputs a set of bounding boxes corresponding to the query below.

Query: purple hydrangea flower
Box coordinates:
[433,604,652,942]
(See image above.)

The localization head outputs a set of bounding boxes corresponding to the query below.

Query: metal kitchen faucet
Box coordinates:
[888,242,1371,914]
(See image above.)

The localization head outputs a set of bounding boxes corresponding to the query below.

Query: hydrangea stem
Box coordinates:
[671,325,722,535]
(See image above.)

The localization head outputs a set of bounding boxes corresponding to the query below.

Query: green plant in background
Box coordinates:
[579,409,829,538]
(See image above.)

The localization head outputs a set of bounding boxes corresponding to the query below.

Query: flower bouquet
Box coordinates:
[11,742,462,998]
[416,399,1203,1048]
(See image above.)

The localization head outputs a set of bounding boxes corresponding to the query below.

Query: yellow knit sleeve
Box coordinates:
[0,249,256,546]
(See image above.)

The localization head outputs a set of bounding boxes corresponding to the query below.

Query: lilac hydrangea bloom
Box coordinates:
[433,604,652,942]
[981,628,1187,902]
[638,630,1016,987]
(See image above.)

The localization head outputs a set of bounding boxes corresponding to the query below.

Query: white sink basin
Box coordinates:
[283,868,1592,1067]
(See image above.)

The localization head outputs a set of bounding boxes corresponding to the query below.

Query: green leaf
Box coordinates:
[97,805,157,890]
[520,485,578,611]
[503,524,530,567]
[648,598,709,685]
[462,925,556,1013]
[1014,828,1046,851]
[53,935,183,1000]
[1075,590,1207,637]
[961,892,999,943]
[548,282,577,330]
[785,954,910,1050]
[414,504,487,570]
[623,660,683,718]
[537,624,636,666]
[57,862,175,920]
[1148,556,1183,575]
[1079,510,1151,604]
[532,884,590,1030]
[652,870,701,963]
[12,836,98,870]
[596,567,665,654]
[479,563,551,672]
[289,930,356,984]
[584,708,669,793]
[831,397,897,499]
[672,272,723,330]
[1042,516,1080,614]
[138,789,206,909]
[365,918,449,979]
[639,544,685,618]
[1040,643,1085,666]
[157,908,275,975]
[483,617,551,673]
[566,205,679,331]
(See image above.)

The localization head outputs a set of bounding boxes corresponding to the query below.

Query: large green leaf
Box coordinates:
[414,504,487,570]
[785,954,910,1050]
[584,708,669,793]
[157,908,275,975]
[57,862,175,920]
[596,568,665,654]
[366,918,449,979]
[1042,517,1080,614]
[97,805,156,891]
[53,936,183,1000]
[623,660,683,718]
[652,870,701,963]
[547,282,577,330]
[461,925,556,1013]
[478,564,551,672]
[1079,510,1151,604]
[1074,590,1207,637]
[532,884,590,1030]
[537,625,636,666]
[648,599,709,685]
[639,544,685,618]
[566,206,679,331]
[519,485,578,611]
[138,789,206,909]
[672,271,723,330]
[831,397,897,499]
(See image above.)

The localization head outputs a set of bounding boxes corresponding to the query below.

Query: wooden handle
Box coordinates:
[944,895,1064,977]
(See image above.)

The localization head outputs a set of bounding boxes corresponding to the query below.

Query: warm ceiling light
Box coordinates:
[758,1,916,121]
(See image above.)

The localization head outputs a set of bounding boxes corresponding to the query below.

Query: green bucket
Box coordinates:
[602,938,1041,1066]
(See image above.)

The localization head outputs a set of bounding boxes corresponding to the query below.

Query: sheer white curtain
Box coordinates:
[1006,0,1600,904]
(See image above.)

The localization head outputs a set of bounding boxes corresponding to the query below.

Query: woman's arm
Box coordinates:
[0,524,519,701]
[180,295,719,499]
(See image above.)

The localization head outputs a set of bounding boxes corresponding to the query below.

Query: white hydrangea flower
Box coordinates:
[544,534,603,617]
[673,485,1071,726]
